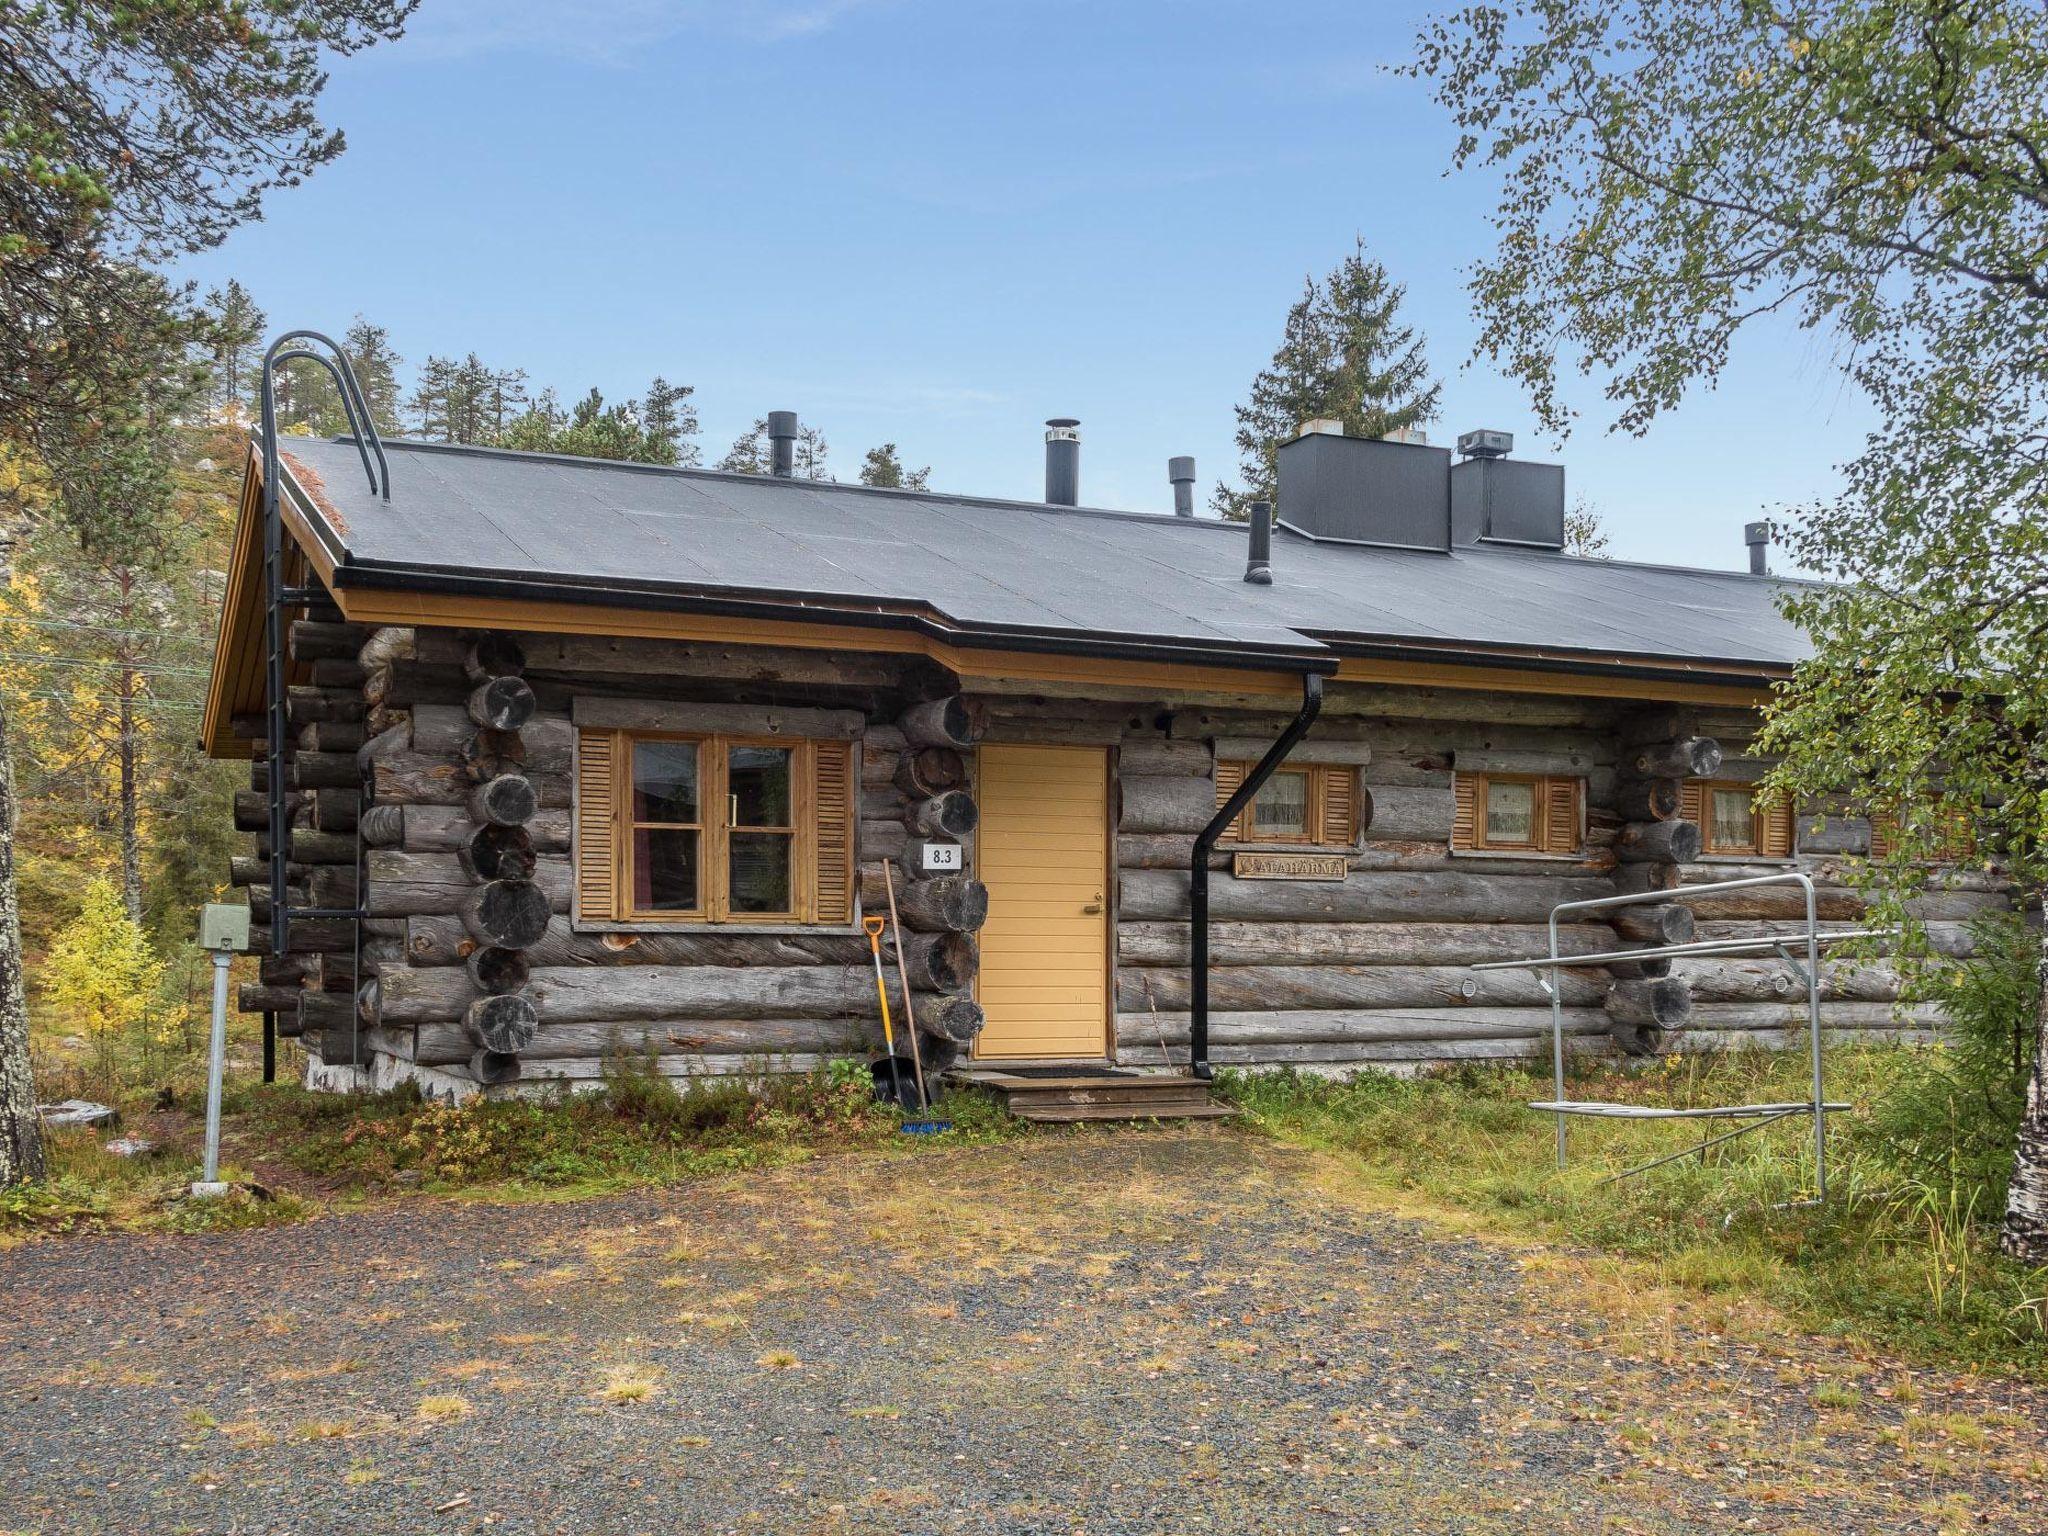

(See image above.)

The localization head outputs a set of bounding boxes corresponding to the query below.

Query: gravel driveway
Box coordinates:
[2,1130,2041,1534]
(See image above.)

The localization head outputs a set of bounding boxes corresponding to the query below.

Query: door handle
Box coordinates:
[1082,893,1104,914]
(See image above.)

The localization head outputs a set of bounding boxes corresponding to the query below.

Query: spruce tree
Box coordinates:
[859,443,930,491]
[1213,240,1440,520]
[343,315,404,436]
[199,281,266,422]
[719,419,830,480]
[641,377,701,467]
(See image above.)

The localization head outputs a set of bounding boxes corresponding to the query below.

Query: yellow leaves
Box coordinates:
[43,877,165,1044]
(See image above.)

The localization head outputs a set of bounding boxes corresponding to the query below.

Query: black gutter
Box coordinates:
[1188,671,1324,1080]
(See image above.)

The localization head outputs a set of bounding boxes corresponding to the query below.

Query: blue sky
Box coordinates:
[176,0,1872,572]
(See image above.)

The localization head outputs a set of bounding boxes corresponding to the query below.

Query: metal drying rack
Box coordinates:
[1471,872,1883,1201]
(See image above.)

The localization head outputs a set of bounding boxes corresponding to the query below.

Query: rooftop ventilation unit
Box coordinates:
[1456,428,1513,460]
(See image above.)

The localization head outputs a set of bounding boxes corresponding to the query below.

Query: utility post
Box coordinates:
[192,904,251,1199]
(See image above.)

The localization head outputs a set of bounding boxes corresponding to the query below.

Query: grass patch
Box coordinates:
[1218,1045,2048,1376]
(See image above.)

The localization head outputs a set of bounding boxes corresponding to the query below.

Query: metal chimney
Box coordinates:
[1044,418,1080,506]
[767,410,798,479]
[1168,456,1196,518]
[1245,500,1273,585]
[1745,520,1771,575]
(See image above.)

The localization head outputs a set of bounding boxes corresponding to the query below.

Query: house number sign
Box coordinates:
[920,842,963,873]
[1232,851,1347,882]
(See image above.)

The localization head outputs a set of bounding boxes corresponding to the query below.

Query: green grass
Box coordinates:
[1218,1044,2048,1376]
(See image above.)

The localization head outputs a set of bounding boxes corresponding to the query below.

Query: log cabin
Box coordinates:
[200,414,1993,1112]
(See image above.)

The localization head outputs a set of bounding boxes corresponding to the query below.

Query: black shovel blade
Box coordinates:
[869,1056,922,1111]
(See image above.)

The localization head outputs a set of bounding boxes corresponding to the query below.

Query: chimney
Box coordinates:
[1245,500,1273,584]
[1745,520,1771,575]
[1044,418,1080,505]
[1168,456,1196,518]
[767,411,798,479]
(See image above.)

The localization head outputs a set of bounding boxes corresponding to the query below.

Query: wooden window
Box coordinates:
[1680,780,1795,858]
[1451,772,1583,854]
[574,729,854,925]
[1868,808,1974,864]
[1215,761,1360,847]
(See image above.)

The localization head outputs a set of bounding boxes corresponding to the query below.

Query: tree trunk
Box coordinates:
[2000,894,2048,1264]
[0,688,44,1185]
[117,596,143,924]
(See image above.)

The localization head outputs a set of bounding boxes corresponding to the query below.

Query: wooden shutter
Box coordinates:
[1758,794,1797,858]
[1215,759,1247,843]
[812,739,854,923]
[1540,776,1583,855]
[1451,773,1480,850]
[1678,779,1707,830]
[1321,766,1358,846]
[1866,814,1893,859]
[575,728,619,924]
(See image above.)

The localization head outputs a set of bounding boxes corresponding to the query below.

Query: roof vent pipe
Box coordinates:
[767,411,798,479]
[1245,499,1273,584]
[1045,418,1080,506]
[1168,456,1196,518]
[1745,520,1771,575]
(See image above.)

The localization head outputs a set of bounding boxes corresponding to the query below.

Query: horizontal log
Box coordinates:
[465,633,525,681]
[894,746,967,799]
[403,914,871,969]
[309,788,359,832]
[357,626,414,673]
[900,696,986,749]
[1118,868,1615,924]
[388,1016,871,1067]
[287,684,364,724]
[248,919,357,954]
[1116,920,1612,968]
[907,791,977,839]
[364,802,570,855]
[364,850,570,918]
[467,994,539,1053]
[1118,964,1606,1012]
[1672,956,1903,1004]
[858,871,987,932]
[467,676,538,732]
[307,866,357,909]
[1630,736,1722,779]
[1119,773,1216,836]
[288,751,361,790]
[365,659,468,708]
[237,984,304,1015]
[469,774,538,828]
[462,823,536,882]
[1361,782,1452,843]
[373,962,879,1027]
[916,994,985,1045]
[1613,862,1681,895]
[572,696,865,738]
[1613,777,1681,823]
[863,820,908,863]
[1214,736,1375,766]
[370,753,565,809]
[412,705,572,773]
[462,879,552,949]
[289,620,366,662]
[1611,904,1694,945]
[459,730,526,784]
[896,930,978,993]
[298,720,366,754]
[230,855,298,888]
[1605,977,1693,1029]
[1114,834,1611,877]
[471,1049,523,1087]
[466,946,531,995]
[308,658,365,690]
[1117,1006,1612,1048]
[1118,738,1212,778]
[416,629,904,688]
[1616,819,1701,864]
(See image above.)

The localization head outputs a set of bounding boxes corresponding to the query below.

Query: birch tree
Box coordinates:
[1414,0,2048,1260]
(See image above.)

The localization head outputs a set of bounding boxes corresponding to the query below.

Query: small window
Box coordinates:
[1682,780,1795,858]
[1869,808,1975,864]
[1215,761,1358,847]
[1452,773,1583,855]
[577,728,853,925]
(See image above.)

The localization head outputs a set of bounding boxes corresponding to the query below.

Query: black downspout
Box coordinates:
[1188,670,1325,1079]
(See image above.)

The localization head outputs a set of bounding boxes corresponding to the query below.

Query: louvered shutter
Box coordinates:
[575,729,619,924]
[1678,779,1707,831]
[1322,767,1358,846]
[812,739,854,923]
[1541,776,1583,855]
[1215,759,1247,843]
[1758,794,1797,858]
[1451,773,1479,850]
[1867,814,1893,860]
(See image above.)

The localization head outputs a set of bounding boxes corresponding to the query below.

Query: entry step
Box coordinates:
[947,1066,1234,1123]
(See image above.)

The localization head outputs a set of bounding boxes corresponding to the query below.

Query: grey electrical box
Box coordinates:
[199,903,251,952]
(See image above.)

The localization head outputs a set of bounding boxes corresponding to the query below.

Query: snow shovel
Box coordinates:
[862,916,921,1112]
[883,860,951,1135]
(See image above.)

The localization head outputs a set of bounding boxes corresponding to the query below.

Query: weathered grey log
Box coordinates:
[248,919,356,954]
[862,786,908,821]
[1118,867,1614,924]
[900,695,986,749]
[372,757,556,809]
[1119,963,1605,1012]
[365,850,570,917]
[298,720,366,754]
[232,789,274,831]
[467,675,538,732]
[896,930,978,993]
[358,626,414,673]
[309,787,359,832]
[859,872,988,932]
[288,751,361,790]
[1613,777,1682,822]
[289,620,364,662]
[1611,904,1695,945]
[459,730,526,783]
[268,829,353,864]
[465,634,526,682]
[360,804,406,847]
[1615,819,1701,864]
[1118,1006,1611,1048]
[1630,737,1722,779]
[916,994,986,1045]
[403,914,870,970]
[1674,956,1903,1004]
[366,659,469,708]
[894,747,967,798]
[259,953,316,986]
[573,697,865,738]
[466,993,540,1053]
[470,1049,523,1086]
[388,1016,869,1066]
[462,823,537,882]
[230,855,301,888]
[287,684,364,724]
[461,879,552,949]
[466,946,532,995]
[414,627,904,688]
[863,819,908,862]
[1215,737,1376,767]
[469,774,538,828]
[376,961,877,1026]
[248,885,305,925]
[367,803,570,855]
[1612,1023,1664,1058]
[298,990,357,1033]
[1117,920,1613,968]
[307,866,357,909]
[1118,738,1212,778]
[308,658,365,690]
[1612,862,1681,895]
[1361,782,1452,843]
[1118,773,1215,835]
[1605,954,1673,981]
[1605,977,1693,1029]
[237,983,304,1015]
[906,791,978,839]
[412,705,572,772]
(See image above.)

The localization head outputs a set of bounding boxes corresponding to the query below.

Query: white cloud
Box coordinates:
[400,0,885,64]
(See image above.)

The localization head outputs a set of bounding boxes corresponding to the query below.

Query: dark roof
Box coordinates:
[276,435,1812,677]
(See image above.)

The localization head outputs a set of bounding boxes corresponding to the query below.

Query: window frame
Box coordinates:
[1686,778,1796,861]
[1452,771,1584,856]
[580,728,845,928]
[1215,760,1358,850]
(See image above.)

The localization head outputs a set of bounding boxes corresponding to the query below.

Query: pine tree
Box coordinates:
[641,377,701,467]
[199,281,266,422]
[493,388,676,465]
[343,315,404,437]
[719,419,831,480]
[859,443,930,491]
[1213,240,1440,520]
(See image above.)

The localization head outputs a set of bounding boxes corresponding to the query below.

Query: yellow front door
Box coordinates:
[973,744,1111,1060]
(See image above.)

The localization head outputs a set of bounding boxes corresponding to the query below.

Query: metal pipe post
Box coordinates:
[193,945,233,1198]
